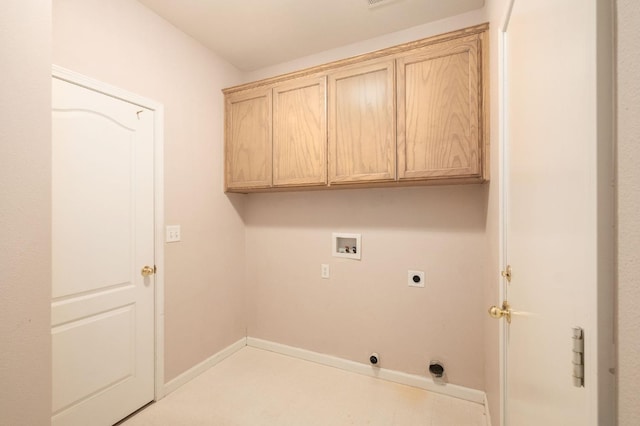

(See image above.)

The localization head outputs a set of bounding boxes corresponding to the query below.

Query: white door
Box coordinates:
[52,76,155,426]
[499,0,613,425]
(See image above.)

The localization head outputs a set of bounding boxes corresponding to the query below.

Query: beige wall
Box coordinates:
[617,0,640,423]
[244,10,491,392]
[0,1,52,424]
[246,186,488,389]
[52,0,247,382]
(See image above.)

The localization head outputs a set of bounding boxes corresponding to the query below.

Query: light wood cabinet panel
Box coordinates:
[273,76,327,187]
[397,34,483,180]
[225,87,272,190]
[328,59,396,184]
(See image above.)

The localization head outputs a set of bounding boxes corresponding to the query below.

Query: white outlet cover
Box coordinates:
[321,264,330,279]
[408,270,425,287]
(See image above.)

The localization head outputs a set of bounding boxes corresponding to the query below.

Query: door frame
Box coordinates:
[497,2,514,425]
[52,65,166,401]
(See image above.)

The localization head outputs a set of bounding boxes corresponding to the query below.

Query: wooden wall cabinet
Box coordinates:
[273,76,327,187]
[328,59,396,184]
[223,23,488,193]
[225,76,327,190]
[224,87,272,190]
[397,34,483,181]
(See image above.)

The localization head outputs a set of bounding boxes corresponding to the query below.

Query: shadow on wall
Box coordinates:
[241,184,489,232]
[225,192,247,219]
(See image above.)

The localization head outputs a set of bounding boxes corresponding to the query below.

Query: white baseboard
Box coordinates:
[162,337,247,397]
[246,337,486,405]
[161,336,488,409]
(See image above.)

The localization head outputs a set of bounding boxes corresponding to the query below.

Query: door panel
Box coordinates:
[52,77,154,426]
[502,0,603,424]
[52,305,135,413]
[52,111,134,298]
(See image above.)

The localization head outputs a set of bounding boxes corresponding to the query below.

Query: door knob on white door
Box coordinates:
[141,265,155,277]
[489,301,512,324]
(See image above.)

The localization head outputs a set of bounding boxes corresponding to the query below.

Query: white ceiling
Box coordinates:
[138,0,485,71]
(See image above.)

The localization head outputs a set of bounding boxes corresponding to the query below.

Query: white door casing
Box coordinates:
[51,68,164,425]
[499,0,614,425]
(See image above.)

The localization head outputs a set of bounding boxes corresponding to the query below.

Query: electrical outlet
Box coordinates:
[321,264,330,279]
[166,225,181,243]
[408,270,425,288]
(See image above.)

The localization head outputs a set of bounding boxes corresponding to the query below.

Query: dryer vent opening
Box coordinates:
[429,361,446,384]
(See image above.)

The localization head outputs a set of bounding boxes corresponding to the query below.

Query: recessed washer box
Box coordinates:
[332,233,361,260]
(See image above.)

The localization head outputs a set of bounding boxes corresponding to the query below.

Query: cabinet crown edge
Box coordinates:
[222,22,489,95]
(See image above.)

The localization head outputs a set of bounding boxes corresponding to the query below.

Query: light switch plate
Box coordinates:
[166,225,181,243]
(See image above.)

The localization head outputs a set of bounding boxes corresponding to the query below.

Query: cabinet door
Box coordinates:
[328,59,396,184]
[273,76,327,187]
[225,87,272,190]
[397,34,482,180]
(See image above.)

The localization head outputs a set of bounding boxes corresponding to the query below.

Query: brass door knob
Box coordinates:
[141,265,155,277]
[488,301,511,324]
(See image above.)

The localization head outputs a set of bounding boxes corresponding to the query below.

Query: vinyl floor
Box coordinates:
[121,346,487,426]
